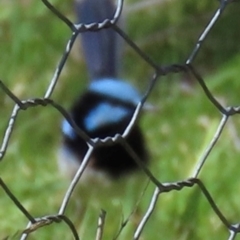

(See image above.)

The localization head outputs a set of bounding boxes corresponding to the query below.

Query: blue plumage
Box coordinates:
[74,0,120,79]
[59,0,148,179]
[89,79,141,105]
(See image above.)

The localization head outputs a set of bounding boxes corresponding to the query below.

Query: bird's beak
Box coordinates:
[142,103,158,112]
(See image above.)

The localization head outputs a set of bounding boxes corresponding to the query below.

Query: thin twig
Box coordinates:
[95,210,106,240]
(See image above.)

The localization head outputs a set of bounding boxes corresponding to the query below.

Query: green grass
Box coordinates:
[0,0,240,239]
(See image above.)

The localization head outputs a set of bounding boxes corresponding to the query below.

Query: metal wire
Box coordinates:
[0,0,239,239]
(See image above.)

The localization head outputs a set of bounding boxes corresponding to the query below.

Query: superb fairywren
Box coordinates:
[58,0,148,181]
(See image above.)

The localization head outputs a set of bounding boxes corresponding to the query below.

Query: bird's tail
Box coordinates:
[75,0,121,80]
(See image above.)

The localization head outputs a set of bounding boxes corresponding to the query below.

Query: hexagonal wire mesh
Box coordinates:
[0,0,239,239]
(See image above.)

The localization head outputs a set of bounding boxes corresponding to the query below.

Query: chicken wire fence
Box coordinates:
[0,0,240,239]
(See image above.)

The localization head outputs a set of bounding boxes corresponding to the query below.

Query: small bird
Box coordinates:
[58,0,148,182]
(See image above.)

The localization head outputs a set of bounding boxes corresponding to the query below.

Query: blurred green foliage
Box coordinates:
[0,0,239,239]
